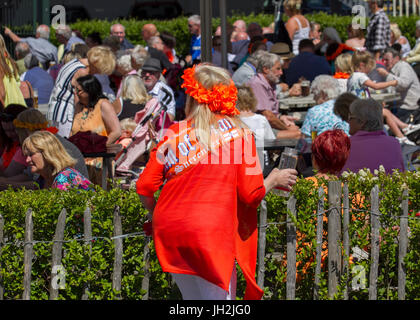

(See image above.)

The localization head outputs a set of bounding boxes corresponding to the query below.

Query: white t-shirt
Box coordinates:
[347,72,371,99]
[240,113,275,170]
[148,81,176,117]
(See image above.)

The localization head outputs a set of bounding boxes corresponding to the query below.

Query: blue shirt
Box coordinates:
[23,67,54,104]
[284,51,331,87]
[190,35,201,61]
[301,99,350,141]
[65,36,85,53]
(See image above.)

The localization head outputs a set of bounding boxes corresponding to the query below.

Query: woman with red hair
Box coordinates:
[311,129,351,176]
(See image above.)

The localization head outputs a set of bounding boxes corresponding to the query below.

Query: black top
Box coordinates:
[118,99,145,120]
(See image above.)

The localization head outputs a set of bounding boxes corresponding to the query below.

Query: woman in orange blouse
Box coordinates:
[137,64,298,300]
[70,75,121,184]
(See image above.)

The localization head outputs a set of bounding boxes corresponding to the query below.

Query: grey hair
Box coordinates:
[15,41,30,59]
[384,47,401,59]
[55,25,72,40]
[188,15,201,25]
[247,49,266,69]
[311,75,340,100]
[147,36,162,47]
[416,19,420,30]
[349,98,383,131]
[110,23,125,32]
[36,25,50,39]
[256,51,281,73]
[131,45,150,68]
[116,54,132,74]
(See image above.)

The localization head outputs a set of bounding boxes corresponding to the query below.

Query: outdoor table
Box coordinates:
[278,92,402,112]
[82,152,116,190]
[263,138,299,151]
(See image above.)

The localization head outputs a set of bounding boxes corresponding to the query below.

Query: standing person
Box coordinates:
[283,0,310,56]
[136,63,297,300]
[4,24,58,69]
[187,15,202,64]
[111,23,134,50]
[365,0,391,61]
[345,23,366,51]
[47,46,116,138]
[55,25,85,58]
[389,23,411,59]
[309,21,322,45]
[0,35,26,107]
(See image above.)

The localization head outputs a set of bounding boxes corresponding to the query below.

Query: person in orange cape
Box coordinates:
[136,63,298,300]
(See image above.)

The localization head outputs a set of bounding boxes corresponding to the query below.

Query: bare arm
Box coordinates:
[364,79,397,90]
[4,27,22,43]
[101,99,122,145]
[285,18,297,42]
[139,195,156,215]
[261,110,288,130]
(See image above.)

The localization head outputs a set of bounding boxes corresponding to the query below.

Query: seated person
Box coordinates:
[0,108,88,190]
[236,85,275,169]
[300,75,350,143]
[22,131,93,190]
[340,98,405,175]
[246,51,301,139]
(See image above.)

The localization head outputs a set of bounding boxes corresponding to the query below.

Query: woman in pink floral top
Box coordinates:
[22,131,93,190]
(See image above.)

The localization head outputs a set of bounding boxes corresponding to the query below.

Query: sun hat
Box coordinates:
[269,42,295,60]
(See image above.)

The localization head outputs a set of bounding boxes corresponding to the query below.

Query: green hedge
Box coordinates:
[0,168,419,300]
[7,13,420,57]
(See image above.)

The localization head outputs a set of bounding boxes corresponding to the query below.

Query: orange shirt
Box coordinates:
[137,118,266,299]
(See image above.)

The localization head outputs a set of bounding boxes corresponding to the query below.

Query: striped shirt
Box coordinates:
[148,81,176,117]
[47,59,86,137]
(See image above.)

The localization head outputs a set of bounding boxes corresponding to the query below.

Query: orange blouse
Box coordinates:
[137,118,266,300]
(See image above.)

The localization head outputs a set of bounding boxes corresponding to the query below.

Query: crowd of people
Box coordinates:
[1,0,420,301]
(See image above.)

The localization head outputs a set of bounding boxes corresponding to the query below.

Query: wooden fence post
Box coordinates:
[328,181,341,299]
[141,235,151,300]
[313,187,324,300]
[23,208,33,300]
[257,198,267,290]
[398,188,409,300]
[112,206,123,299]
[286,195,297,300]
[49,208,67,300]
[369,185,380,300]
[342,183,350,300]
[0,214,4,300]
[82,206,92,300]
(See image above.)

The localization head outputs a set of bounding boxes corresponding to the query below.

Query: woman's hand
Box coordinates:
[264,168,298,195]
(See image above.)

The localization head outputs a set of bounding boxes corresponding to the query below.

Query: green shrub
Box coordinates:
[0,169,419,300]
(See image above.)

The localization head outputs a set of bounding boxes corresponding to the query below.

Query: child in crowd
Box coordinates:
[333,53,352,94]
[348,50,417,145]
[236,85,275,170]
[115,118,137,160]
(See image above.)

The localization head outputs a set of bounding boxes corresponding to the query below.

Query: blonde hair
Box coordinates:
[185,64,247,151]
[351,50,376,73]
[120,118,137,133]
[121,75,151,104]
[284,0,302,15]
[390,23,402,40]
[335,53,353,74]
[22,131,76,175]
[236,85,257,112]
[0,34,19,79]
[87,46,116,75]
